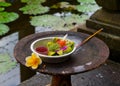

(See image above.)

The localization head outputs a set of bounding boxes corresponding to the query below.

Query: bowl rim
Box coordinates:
[30,37,76,58]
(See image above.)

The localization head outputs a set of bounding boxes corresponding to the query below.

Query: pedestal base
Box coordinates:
[50,75,72,86]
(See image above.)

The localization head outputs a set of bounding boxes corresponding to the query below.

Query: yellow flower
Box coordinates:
[25,53,42,69]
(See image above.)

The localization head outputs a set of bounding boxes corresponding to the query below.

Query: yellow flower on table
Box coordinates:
[25,53,42,69]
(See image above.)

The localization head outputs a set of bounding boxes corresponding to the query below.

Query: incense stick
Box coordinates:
[62,34,68,40]
[77,28,103,47]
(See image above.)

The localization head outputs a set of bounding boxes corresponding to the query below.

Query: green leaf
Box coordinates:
[77,0,96,4]
[64,14,89,24]
[48,42,60,51]
[30,14,89,31]
[48,51,55,56]
[76,4,99,13]
[0,12,19,23]
[21,0,46,4]
[80,14,90,22]
[51,2,76,11]
[64,47,72,53]
[19,4,49,15]
[0,53,16,74]
[52,14,89,31]
[30,15,65,27]
[0,2,11,7]
[21,0,29,3]
[0,7,4,11]
[0,24,9,36]
[57,50,63,55]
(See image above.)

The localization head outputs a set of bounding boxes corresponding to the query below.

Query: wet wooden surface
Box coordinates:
[14,31,109,75]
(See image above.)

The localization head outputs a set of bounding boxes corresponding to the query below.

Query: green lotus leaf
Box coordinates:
[77,0,96,4]
[0,53,16,74]
[0,12,19,23]
[51,2,76,11]
[0,2,11,7]
[51,2,69,9]
[0,7,4,11]
[0,24,9,36]
[21,0,29,3]
[21,0,46,4]
[64,14,89,24]
[30,14,89,31]
[53,14,86,30]
[30,15,65,27]
[59,2,76,10]
[76,4,99,13]
[79,14,90,22]
[19,4,49,15]
[53,14,89,31]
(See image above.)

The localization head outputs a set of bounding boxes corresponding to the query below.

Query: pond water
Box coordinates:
[0,32,19,86]
[3,0,99,32]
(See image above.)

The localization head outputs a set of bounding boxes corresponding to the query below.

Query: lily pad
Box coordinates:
[19,4,49,15]
[77,0,96,4]
[0,23,9,36]
[21,0,46,4]
[30,15,65,27]
[0,53,16,74]
[76,4,99,13]
[51,2,69,9]
[52,14,89,31]
[21,0,29,3]
[64,14,89,24]
[30,14,89,31]
[0,2,11,7]
[0,12,19,23]
[51,2,76,10]
[0,7,4,11]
